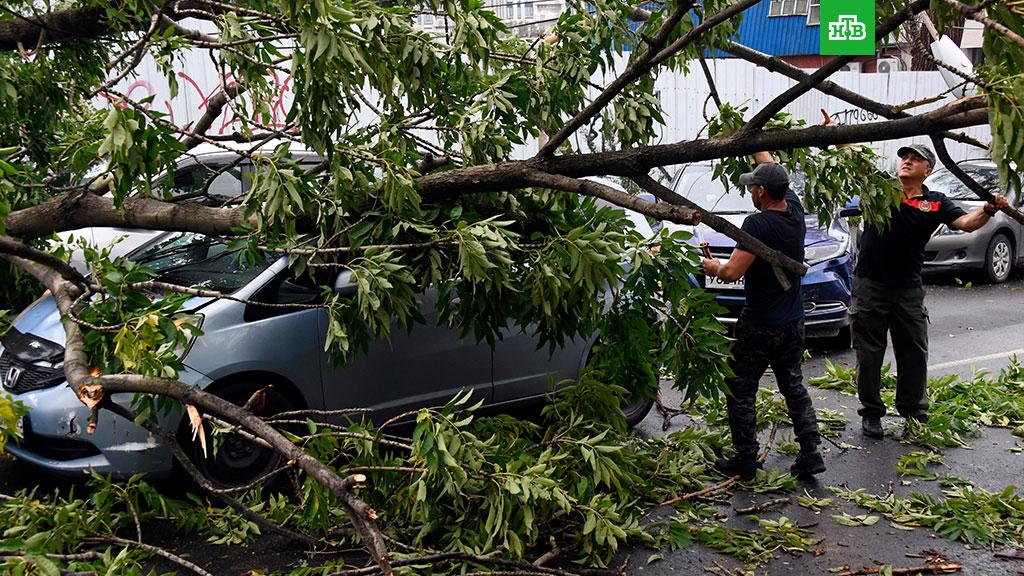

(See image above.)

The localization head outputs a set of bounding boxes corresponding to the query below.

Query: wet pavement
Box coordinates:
[629,272,1024,574]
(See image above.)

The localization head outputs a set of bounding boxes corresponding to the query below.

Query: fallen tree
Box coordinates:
[0,0,1022,573]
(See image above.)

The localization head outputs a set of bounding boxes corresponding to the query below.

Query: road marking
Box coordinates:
[927,349,1024,372]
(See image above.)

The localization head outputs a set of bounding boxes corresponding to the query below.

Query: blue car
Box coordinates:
[666,164,854,344]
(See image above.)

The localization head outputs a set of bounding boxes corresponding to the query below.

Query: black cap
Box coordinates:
[896,144,936,167]
[739,162,790,190]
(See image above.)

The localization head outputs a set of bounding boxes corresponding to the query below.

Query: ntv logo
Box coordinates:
[828,15,867,41]
[820,0,874,55]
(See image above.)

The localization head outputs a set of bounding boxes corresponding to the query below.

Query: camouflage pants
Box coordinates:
[725,317,820,459]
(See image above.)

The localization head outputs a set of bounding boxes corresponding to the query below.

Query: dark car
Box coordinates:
[665,164,854,344]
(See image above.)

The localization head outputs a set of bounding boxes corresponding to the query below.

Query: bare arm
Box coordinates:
[951,193,1010,232]
[703,249,756,282]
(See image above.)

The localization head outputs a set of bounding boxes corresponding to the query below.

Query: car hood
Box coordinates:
[10,295,67,349]
[58,228,166,273]
[7,292,214,360]
[664,213,836,249]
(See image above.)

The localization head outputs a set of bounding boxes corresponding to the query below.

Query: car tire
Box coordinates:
[585,343,656,429]
[984,233,1014,283]
[177,380,297,490]
[621,397,654,428]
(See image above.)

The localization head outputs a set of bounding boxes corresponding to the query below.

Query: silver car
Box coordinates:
[1,163,654,485]
[924,160,1023,283]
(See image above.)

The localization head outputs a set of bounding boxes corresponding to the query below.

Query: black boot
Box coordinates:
[714,455,762,481]
[790,451,826,479]
[862,415,883,438]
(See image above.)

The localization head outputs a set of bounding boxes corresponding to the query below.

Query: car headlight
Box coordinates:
[805,236,849,266]
[932,224,965,237]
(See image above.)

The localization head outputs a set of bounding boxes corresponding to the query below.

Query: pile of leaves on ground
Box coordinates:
[810,356,1024,448]
[4,359,1024,575]
[0,373,821,575]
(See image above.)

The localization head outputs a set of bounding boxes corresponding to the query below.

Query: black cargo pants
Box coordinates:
[725,317,820,460]
[851,276,929,419]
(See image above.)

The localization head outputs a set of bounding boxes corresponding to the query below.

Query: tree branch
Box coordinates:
[0,234,87,285]
[417,98,988,199]
[3,191,252,240]
[741,0,931,133]
[24,267,393,573]
[936,0,1024,47]
[722,41,988,150]
[930,135,1024,224]
[0,2,213,51]
[536,0,697,156]
[517,170,699,226]
[631,172,804,288]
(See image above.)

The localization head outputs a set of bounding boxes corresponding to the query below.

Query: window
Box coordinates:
[523,2,533,18]
[925,167,1002,201]
[768,0,809,17]
[132,233,271,293]
[420,13,434,26]
[807,0,820,25]
[160,165,244,205]
[506,2,514,19]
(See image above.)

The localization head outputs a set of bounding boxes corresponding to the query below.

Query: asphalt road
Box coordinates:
[2,271,1022,574]
[632,270,1024,575]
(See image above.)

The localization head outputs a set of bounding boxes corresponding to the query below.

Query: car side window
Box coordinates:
[244,266,325,322]
[928,168,1002,201]
[159,164,244,204]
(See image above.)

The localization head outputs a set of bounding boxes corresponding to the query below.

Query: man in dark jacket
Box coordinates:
[702,154,825,480]
[854,144,1010,438]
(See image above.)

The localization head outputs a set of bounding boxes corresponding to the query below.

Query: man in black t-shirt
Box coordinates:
[702,157,824,480]
[854,144,1010,438]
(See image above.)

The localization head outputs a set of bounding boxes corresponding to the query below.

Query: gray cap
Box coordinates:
[896,144,936,167]
[739,162,790,190]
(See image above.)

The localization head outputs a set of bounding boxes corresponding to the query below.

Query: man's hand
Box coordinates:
[702,257,721,277]
[986,193,1010,215]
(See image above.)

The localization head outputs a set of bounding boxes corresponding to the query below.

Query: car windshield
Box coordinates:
[132,232,271,293]
[673,167,808,214]
[924,166,1002,200]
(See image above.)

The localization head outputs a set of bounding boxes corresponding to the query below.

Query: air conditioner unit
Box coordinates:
[839,62,862,73]
[876,57,903,73]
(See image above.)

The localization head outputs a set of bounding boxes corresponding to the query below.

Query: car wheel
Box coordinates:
[984,233,1013,283]
[586,344,656,429]
[178,380,297,489]
[621,396,654,428]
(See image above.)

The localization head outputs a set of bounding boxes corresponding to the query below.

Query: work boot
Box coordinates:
[903,413,929,434]
[790,451,826,479]
[714,455,762,481]
[862,415,884,439]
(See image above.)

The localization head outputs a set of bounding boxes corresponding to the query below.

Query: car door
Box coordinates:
[491,325,589,404]
[318,277,493,425]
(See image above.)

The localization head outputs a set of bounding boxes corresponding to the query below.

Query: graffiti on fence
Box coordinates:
[104,68,294,133]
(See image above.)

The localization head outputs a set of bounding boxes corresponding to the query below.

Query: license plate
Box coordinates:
[705,276,744,291]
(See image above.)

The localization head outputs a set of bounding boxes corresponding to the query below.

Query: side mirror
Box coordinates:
[839,207,862,218]
[333,270,358,297]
